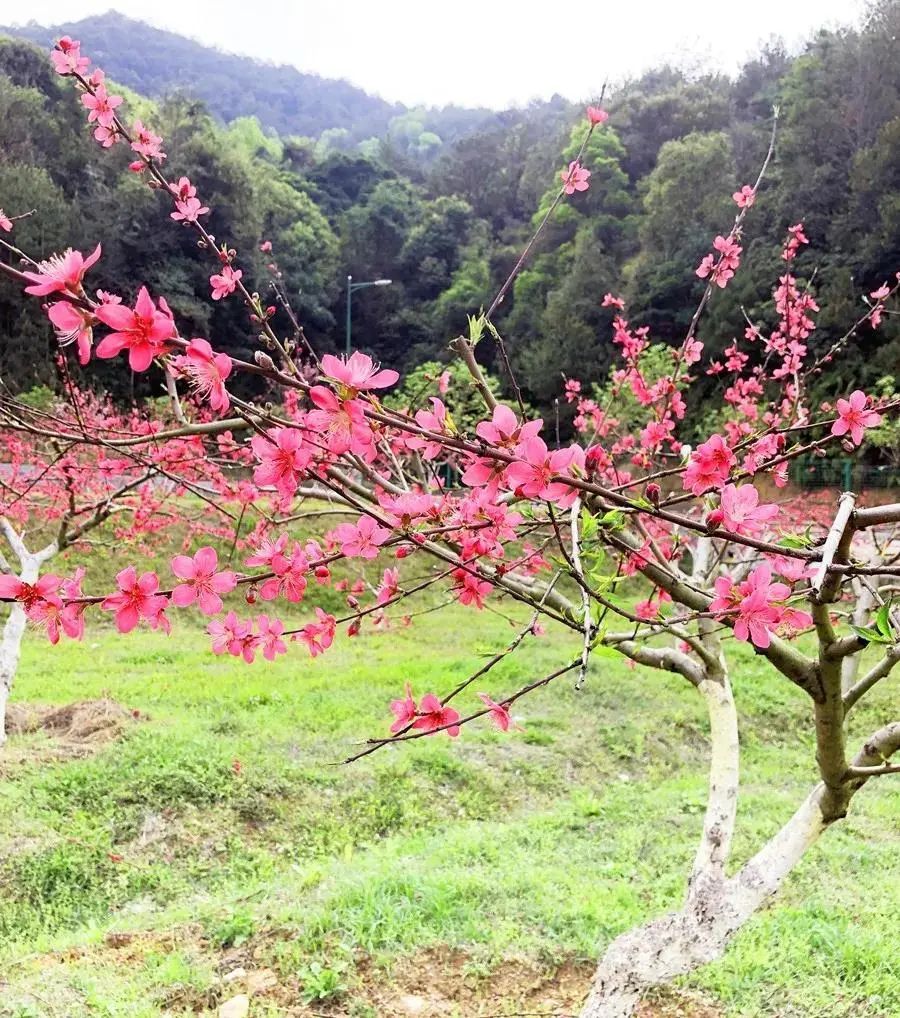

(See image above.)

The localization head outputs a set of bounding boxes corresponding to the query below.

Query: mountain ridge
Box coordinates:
[1,11,508,146]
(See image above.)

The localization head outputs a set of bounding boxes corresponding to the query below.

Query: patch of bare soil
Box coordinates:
[61,931,720,1017]
[2,698,142,768]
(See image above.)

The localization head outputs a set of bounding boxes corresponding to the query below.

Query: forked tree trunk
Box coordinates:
[578,671,830,1018]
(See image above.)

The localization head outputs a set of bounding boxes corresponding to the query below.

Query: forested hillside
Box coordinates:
[1,2,899,431]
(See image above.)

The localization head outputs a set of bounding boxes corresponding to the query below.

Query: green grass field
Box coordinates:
[0,605,898,1017]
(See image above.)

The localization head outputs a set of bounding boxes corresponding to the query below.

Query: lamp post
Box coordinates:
[345,274,392,356]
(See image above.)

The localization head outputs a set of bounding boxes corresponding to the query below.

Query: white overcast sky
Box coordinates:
[7,1,869,108]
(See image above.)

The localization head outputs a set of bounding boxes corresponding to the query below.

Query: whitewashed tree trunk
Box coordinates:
[578,661,830,1018]
[0,518,57,747]
[0,559,37,747]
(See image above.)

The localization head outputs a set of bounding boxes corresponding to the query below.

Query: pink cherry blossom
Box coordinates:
[732,185,756,208]
[407,398,450,460]
[208,612,259,662]
[475,403,542,448]
[22,245,102,297]
[171,196,210,223]
[101,567,168,634]
[93,124,119,147]
[709,564,795,650]
[478,692,514,732]
[696,235,742,288]
[130,120,165,161]
[245,532,289,568]
[81,85,122,128]
[320,351,398,392]
[505,437,584,507]
[299,607,336,657]
[256,614,287,660]
[95,286,175,371]
[831,391,881,446]
[0,209,12,232]
[412,693,460,737]
[390,682,417,733]
[210,265,242,300]
[47,302,96,365]
[682,434,736,495]
[170,546,237,615]
[51,36,90,76]
[376,567,400,606]
[719,483,779,537]
[59,568,88,641]
[258,542,308,602]
[452,568,493,609]
[561,160,591,195]
[180,339,232,412]
[331,516,391,559]
[0,573,62,610]
[26,594,67,644]
[306,386,375,456]
[586,106,609,126]
[250,427,310,499]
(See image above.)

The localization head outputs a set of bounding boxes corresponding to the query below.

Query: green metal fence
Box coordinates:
[791,457,900,489]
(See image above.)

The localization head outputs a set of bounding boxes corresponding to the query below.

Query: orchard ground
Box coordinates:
[0,595,898,1017]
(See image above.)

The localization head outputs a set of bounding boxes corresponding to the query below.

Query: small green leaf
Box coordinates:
[875,599,894,639]
[779,532,812,549]
[598,509,627,530]
[851,624,893,645]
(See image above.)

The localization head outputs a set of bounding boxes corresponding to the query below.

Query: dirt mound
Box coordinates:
[6,698,140,743]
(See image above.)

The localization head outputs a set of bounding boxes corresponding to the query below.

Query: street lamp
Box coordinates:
[345,274,392,356]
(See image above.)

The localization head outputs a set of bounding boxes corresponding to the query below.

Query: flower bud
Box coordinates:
[706,508,725,531]
[645,482,661,506]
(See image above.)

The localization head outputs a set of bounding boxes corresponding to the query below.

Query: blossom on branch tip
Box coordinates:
[0,210,12,232]
[586,106,609,126]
